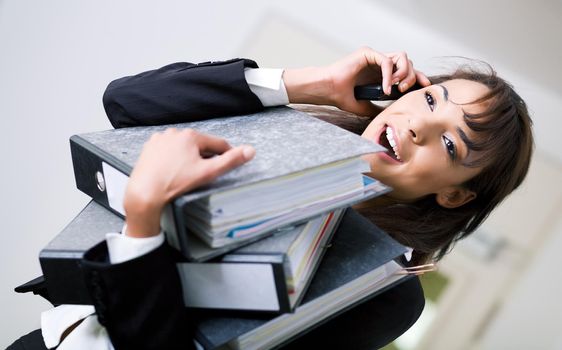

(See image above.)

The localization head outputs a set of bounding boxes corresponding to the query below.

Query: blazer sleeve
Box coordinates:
[80,242,194,350]
[103,59,265,129]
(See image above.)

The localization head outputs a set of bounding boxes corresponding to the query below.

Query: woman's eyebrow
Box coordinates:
[457,125,476,161]
[437,83,474,161]
[437,84,449,102]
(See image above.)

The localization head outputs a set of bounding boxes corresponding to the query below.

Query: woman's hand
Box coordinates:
[124,128,255,238]
[284,47,431,116]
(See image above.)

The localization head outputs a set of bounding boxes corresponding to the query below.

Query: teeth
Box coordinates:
[393,147,401,160]
[386,127,396,147]
[385,127,401,161]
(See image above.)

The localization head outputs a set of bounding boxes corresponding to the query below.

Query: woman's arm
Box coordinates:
[103,59,264,128]
[284,47,430,116]
[81,240,193,350]
[103,49,430,129]
[81,129,255,349]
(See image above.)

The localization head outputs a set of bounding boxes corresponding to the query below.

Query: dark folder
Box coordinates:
[39,200,410,343]
[69,107,387,261]
[39,201,343,313]
[193,208,410,349]
[39,201,122,305]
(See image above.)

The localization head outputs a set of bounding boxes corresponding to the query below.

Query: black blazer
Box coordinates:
[79,58,425,350]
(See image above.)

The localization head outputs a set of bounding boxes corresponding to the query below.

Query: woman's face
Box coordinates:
[361,79,488,202]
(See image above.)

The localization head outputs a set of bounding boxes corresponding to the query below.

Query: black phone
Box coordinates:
[354,83,424,101]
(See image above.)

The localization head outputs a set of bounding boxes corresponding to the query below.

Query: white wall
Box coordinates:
[0,0,268,345]
[1,0,560,347]
[478,215,562,350]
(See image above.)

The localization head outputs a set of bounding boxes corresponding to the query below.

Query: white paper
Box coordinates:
[177,263,280,311]
[102,162,128,216]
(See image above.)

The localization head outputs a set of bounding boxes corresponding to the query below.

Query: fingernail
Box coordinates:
[242,145,255,160]
[400,83,408,92]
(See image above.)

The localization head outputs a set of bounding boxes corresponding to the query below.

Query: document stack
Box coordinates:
[38,201,411,349]
[32,107,413,348]
[69,107,389,260]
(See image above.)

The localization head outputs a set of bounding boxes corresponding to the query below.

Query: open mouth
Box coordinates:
[378,126,402,162]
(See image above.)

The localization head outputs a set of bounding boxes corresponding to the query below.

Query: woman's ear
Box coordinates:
[436,186,477,209]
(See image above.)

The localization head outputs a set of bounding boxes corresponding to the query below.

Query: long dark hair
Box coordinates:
[293,63,534,265]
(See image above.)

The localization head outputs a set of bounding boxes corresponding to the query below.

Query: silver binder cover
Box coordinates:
[77,106,384,203]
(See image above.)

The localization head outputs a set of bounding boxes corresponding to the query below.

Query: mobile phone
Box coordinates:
[354,83,424,101]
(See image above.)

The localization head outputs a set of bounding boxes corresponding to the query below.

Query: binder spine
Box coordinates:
[39,252,92,305]
[271,259,291,313]
[70,136,113,212]
[69,136,191,258]
[171,199,191,259]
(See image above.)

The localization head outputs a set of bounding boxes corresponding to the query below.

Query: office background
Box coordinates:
[1,1,561,348]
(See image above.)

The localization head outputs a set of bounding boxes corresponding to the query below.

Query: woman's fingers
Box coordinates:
[415,69,432,87]
[185,131,255,181]
[399,59,417,92]
[363,49,429,94]
[387,51,416,91]
[192,130,232,155]
[387,52,432,91]
[294,47,430,115]
[389,52,410,84]
[360,48,393,95]
[134,129,254,197]
[203,145,255,180]
[388,53,417,92]
[378,55,394,95]
[123,127,256,239]
[188,130,255,184]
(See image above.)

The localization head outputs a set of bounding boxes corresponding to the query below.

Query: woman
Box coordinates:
[102,47,532,349]
[116,48,533,265]
[11,48,533,350]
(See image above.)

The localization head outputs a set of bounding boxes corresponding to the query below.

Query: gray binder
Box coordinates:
[70,107,387,261]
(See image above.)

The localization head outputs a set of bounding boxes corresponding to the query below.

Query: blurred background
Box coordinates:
[1,0,561,348]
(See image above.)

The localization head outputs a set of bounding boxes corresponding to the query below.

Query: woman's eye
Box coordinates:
[443,136,456,161]
[425,91,435,111]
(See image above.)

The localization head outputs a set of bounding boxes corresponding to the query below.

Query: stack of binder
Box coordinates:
[39,107,413,348]
[70,107,388,260]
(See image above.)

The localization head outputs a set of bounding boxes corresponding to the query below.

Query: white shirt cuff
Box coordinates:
[56,315,113,350]
[106,224,165,264]
[244,68,289,107]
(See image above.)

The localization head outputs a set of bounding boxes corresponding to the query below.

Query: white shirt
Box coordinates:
[40,68,289,350]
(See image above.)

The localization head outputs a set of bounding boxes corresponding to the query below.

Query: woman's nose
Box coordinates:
[408,118,424,144]
[408,116,438,144]
[409,128,418,141]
